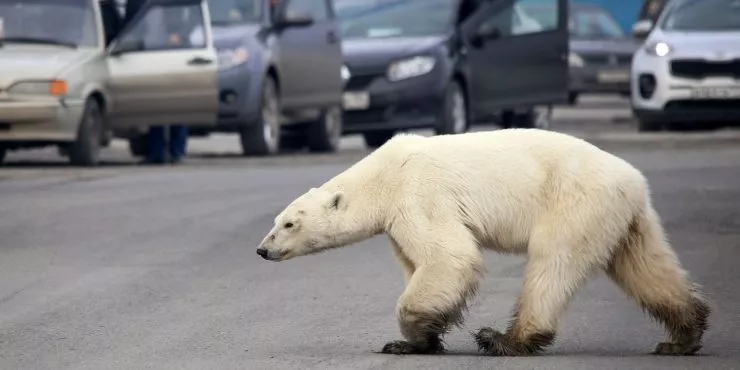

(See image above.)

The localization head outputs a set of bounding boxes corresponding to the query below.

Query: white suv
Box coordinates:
[630,0,740,132]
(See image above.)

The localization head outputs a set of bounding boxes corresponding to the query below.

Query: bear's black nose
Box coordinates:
[256,248,268,259]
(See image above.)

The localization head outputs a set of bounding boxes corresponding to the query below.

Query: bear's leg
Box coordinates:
[381,226,484,355]
[605,209,710,356]
[474,252,595,356]
[389,236,415,285]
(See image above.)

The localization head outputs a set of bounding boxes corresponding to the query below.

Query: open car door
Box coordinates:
[461,0,569,112]
[104,0,218,128]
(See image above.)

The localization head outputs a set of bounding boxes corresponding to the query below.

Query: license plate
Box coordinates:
[690,87,740,99]
[597,70,629,83]
[343,91,370,110]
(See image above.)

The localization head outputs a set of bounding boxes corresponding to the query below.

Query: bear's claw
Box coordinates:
[652,342,702,356]
[380,340,444,355]
[474,327,519,356]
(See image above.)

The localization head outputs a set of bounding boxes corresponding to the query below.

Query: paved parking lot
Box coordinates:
[1,94,739,369]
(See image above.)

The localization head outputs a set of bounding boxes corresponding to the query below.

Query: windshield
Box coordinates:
[569,7,625,38]
[334,0,458,40]
[0,0,98,47]
[206,0,262,26]
[661,0,740,31]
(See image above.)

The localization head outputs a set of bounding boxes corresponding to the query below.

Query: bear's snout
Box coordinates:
[256,247,269,259]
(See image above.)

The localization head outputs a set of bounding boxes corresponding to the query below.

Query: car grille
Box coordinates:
[670,59,740,79]
[581,53,632,66]
[345,72,382,91]
[665,99,740,110]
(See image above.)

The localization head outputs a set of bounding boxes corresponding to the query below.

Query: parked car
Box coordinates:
[333,0,569,148]
[0,0,220,166]
[630,0,740,132]
[160,0,346,157]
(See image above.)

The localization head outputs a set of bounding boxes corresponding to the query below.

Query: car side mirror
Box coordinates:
[275,10,314,29]
[632,19,654,39]
[109,38,144,56]
[470,25,500,47]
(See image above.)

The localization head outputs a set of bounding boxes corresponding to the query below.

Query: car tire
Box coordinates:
[568,92,579,105]
[436,80,468,135]
[363,130,396,148]
[306,105,343,153]
[128,134,148,157]
[0,146,6,165]
[637,118,663,132]
[511,105,552,130]
[68,98,104,166]
[239,76,280,156]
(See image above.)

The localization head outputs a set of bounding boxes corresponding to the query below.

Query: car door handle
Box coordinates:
[187,56,213,65]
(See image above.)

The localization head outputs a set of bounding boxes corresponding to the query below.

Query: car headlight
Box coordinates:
[341,65,350,82]
[217,47,249,70]
[8,80,68,96]
[568,52,584,67]
[644,41,672,57]
[387,56,435,82]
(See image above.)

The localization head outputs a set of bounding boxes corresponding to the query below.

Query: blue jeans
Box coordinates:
[146,125,188,163]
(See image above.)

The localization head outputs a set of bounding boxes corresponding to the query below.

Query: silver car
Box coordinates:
[630,0,740,132]
[0,0,219,166]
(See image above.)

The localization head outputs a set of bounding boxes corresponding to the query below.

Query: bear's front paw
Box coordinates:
[380,340,444,355]
[652,342,702,356]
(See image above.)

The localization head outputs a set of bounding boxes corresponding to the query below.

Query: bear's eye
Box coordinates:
[284,222,294,229]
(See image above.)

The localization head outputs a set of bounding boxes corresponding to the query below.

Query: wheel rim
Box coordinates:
[261,83,279,151]
[452,89,467,133]
[533,105,552,130]
[324,107,342,146]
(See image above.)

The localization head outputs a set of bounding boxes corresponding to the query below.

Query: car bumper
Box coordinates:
[570,65,631,93]
[198,64,260,132]
[0,96,85,142]
[631,51,740,123]
[341,70,446,134]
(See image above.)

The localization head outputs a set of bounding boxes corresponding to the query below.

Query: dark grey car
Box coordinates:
[523,2,640,105]
[131,0,346,156]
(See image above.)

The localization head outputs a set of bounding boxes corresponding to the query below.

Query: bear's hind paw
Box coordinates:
[473,327,551,357]
[652,342,702,356]
[380,340,444,355]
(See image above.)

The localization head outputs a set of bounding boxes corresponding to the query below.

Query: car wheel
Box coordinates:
[637,118,663,132]
[568,92,579,105]
[363,130,396,148]
[68,98,104,166]
[128,134,148,157]
[436,80,468,135]
[511,105,552,130]
[240,76,280,156]
[306,105,343,153]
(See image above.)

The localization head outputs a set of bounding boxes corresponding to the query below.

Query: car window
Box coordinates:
[334,0,458,39]
[477,0,556,38]
[660,0,740,31]
[569,7,625,39]
[286,0,328,21]
[0,0,98,47]
[119,3,207,51]
[207,0,262,26]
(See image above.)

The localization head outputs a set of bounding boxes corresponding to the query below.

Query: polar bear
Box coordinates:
[255,128,710,357]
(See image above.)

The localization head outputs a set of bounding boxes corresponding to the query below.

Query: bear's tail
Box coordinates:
[604,203,710,355]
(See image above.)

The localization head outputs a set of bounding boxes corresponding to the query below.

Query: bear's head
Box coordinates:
[256,187,349,262]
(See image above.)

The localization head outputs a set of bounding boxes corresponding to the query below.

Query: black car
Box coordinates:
[334,0,570,148]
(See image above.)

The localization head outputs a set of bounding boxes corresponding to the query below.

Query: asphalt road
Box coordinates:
[1,95,739,369]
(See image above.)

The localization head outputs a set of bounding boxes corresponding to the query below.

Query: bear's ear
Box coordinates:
[327,191,345,211]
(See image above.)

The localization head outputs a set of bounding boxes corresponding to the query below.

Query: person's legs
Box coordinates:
[146,125,167,164]
[168,125,189,163]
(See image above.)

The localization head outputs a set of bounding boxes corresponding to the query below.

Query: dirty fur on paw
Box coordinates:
[652,342,702,356]
[380,340,444,355]
[474,327,553,356]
